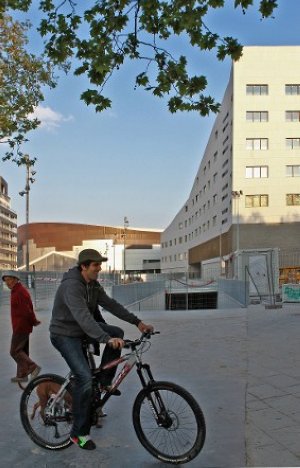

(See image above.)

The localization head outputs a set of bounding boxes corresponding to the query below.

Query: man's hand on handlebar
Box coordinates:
[138,321,154,334]
[108,338,125,349]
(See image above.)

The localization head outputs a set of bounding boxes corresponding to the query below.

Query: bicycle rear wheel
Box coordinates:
[20,373,73,450]
[132,381,206,465]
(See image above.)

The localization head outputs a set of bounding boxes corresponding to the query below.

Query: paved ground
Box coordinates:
[0,300,299,467]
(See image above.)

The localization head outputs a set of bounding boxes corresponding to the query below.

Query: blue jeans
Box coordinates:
[50,334,92,437]
[99,324,124,386]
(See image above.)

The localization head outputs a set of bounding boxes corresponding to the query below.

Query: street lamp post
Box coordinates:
[112,232,117,272]
[19,156,36,271]
[123,216,129,282]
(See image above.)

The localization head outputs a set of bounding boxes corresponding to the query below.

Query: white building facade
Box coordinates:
[0,176,17,269]
[161,46,300,279]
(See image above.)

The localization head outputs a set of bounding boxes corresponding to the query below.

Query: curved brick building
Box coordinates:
[18,222,161,273]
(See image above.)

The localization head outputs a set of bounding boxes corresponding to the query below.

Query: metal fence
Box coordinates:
[1,268,266,311]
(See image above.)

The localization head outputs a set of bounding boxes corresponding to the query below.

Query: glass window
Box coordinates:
[245,167,252,178]
[286,111,300,122]
[246,111,268,122]
[246,84,268,95]
[245,166,268,178]
[286,165,300,177]
[286,85,300,95]
[246,138,268,150]
[245,195,269,208]
[286,194,300,205]
[286,138,300,149]
[253,167,261,178]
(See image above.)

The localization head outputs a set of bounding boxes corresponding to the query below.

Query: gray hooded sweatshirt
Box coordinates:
[49,267,141,342]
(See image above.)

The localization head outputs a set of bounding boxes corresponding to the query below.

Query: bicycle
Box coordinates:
[20,331,206,465]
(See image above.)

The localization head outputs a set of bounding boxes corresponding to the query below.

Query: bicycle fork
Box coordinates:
[136,364,173,429]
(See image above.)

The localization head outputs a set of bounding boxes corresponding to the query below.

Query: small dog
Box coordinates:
[30,381,72,421]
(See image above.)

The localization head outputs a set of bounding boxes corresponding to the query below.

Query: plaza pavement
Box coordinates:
[0,300,299,467]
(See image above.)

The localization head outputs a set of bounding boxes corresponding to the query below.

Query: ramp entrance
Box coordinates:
[165,292,217,310]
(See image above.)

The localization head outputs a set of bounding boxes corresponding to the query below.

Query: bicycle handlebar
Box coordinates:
[123,331,160,349]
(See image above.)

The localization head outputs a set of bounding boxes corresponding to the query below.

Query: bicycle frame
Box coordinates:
[48,338,156,413]
[93,343,156,407]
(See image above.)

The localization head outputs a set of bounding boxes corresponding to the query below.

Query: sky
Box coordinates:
[1,1,300,230]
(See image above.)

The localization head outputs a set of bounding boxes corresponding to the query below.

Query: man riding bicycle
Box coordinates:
[49,248,154,450]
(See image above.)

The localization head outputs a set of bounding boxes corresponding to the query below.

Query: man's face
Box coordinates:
[3,277,18,289]
[81,262,102,282]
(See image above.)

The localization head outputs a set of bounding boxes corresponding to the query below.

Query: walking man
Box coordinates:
[2,271,41,383]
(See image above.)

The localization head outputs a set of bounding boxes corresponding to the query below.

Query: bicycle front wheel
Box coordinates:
[132,381,206,465]
[20,373,73,450]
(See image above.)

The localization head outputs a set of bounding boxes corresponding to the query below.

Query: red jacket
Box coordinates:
[11,282,39,334]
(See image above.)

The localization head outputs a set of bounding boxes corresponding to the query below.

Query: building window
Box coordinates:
[286,165,300,177]
[286,138,300,149]
[213,151,218,162]
[223,122,229,133]
[222,218,228,224]
[169,240,172,247]
[222,183,228,191]
[222,145,229,155]
[246,111,268,122]
[178,222,183,229]
[286,194,300,205]
[286,111,300,122]
[246,138,268,150]
[213,194,217,205]
[245,194,269,207]
[286,84,300,95]
[213,215,217,226]
[223,111,229,123]
[222,159,229,168]
[222,169,229,178]
[245,166,268,178]
[213,172,218,182]
[246,84,268,95]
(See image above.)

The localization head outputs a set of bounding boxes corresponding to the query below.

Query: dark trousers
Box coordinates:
[10,334,37,378]
[50,334,93,437]
[98,323,124,386]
